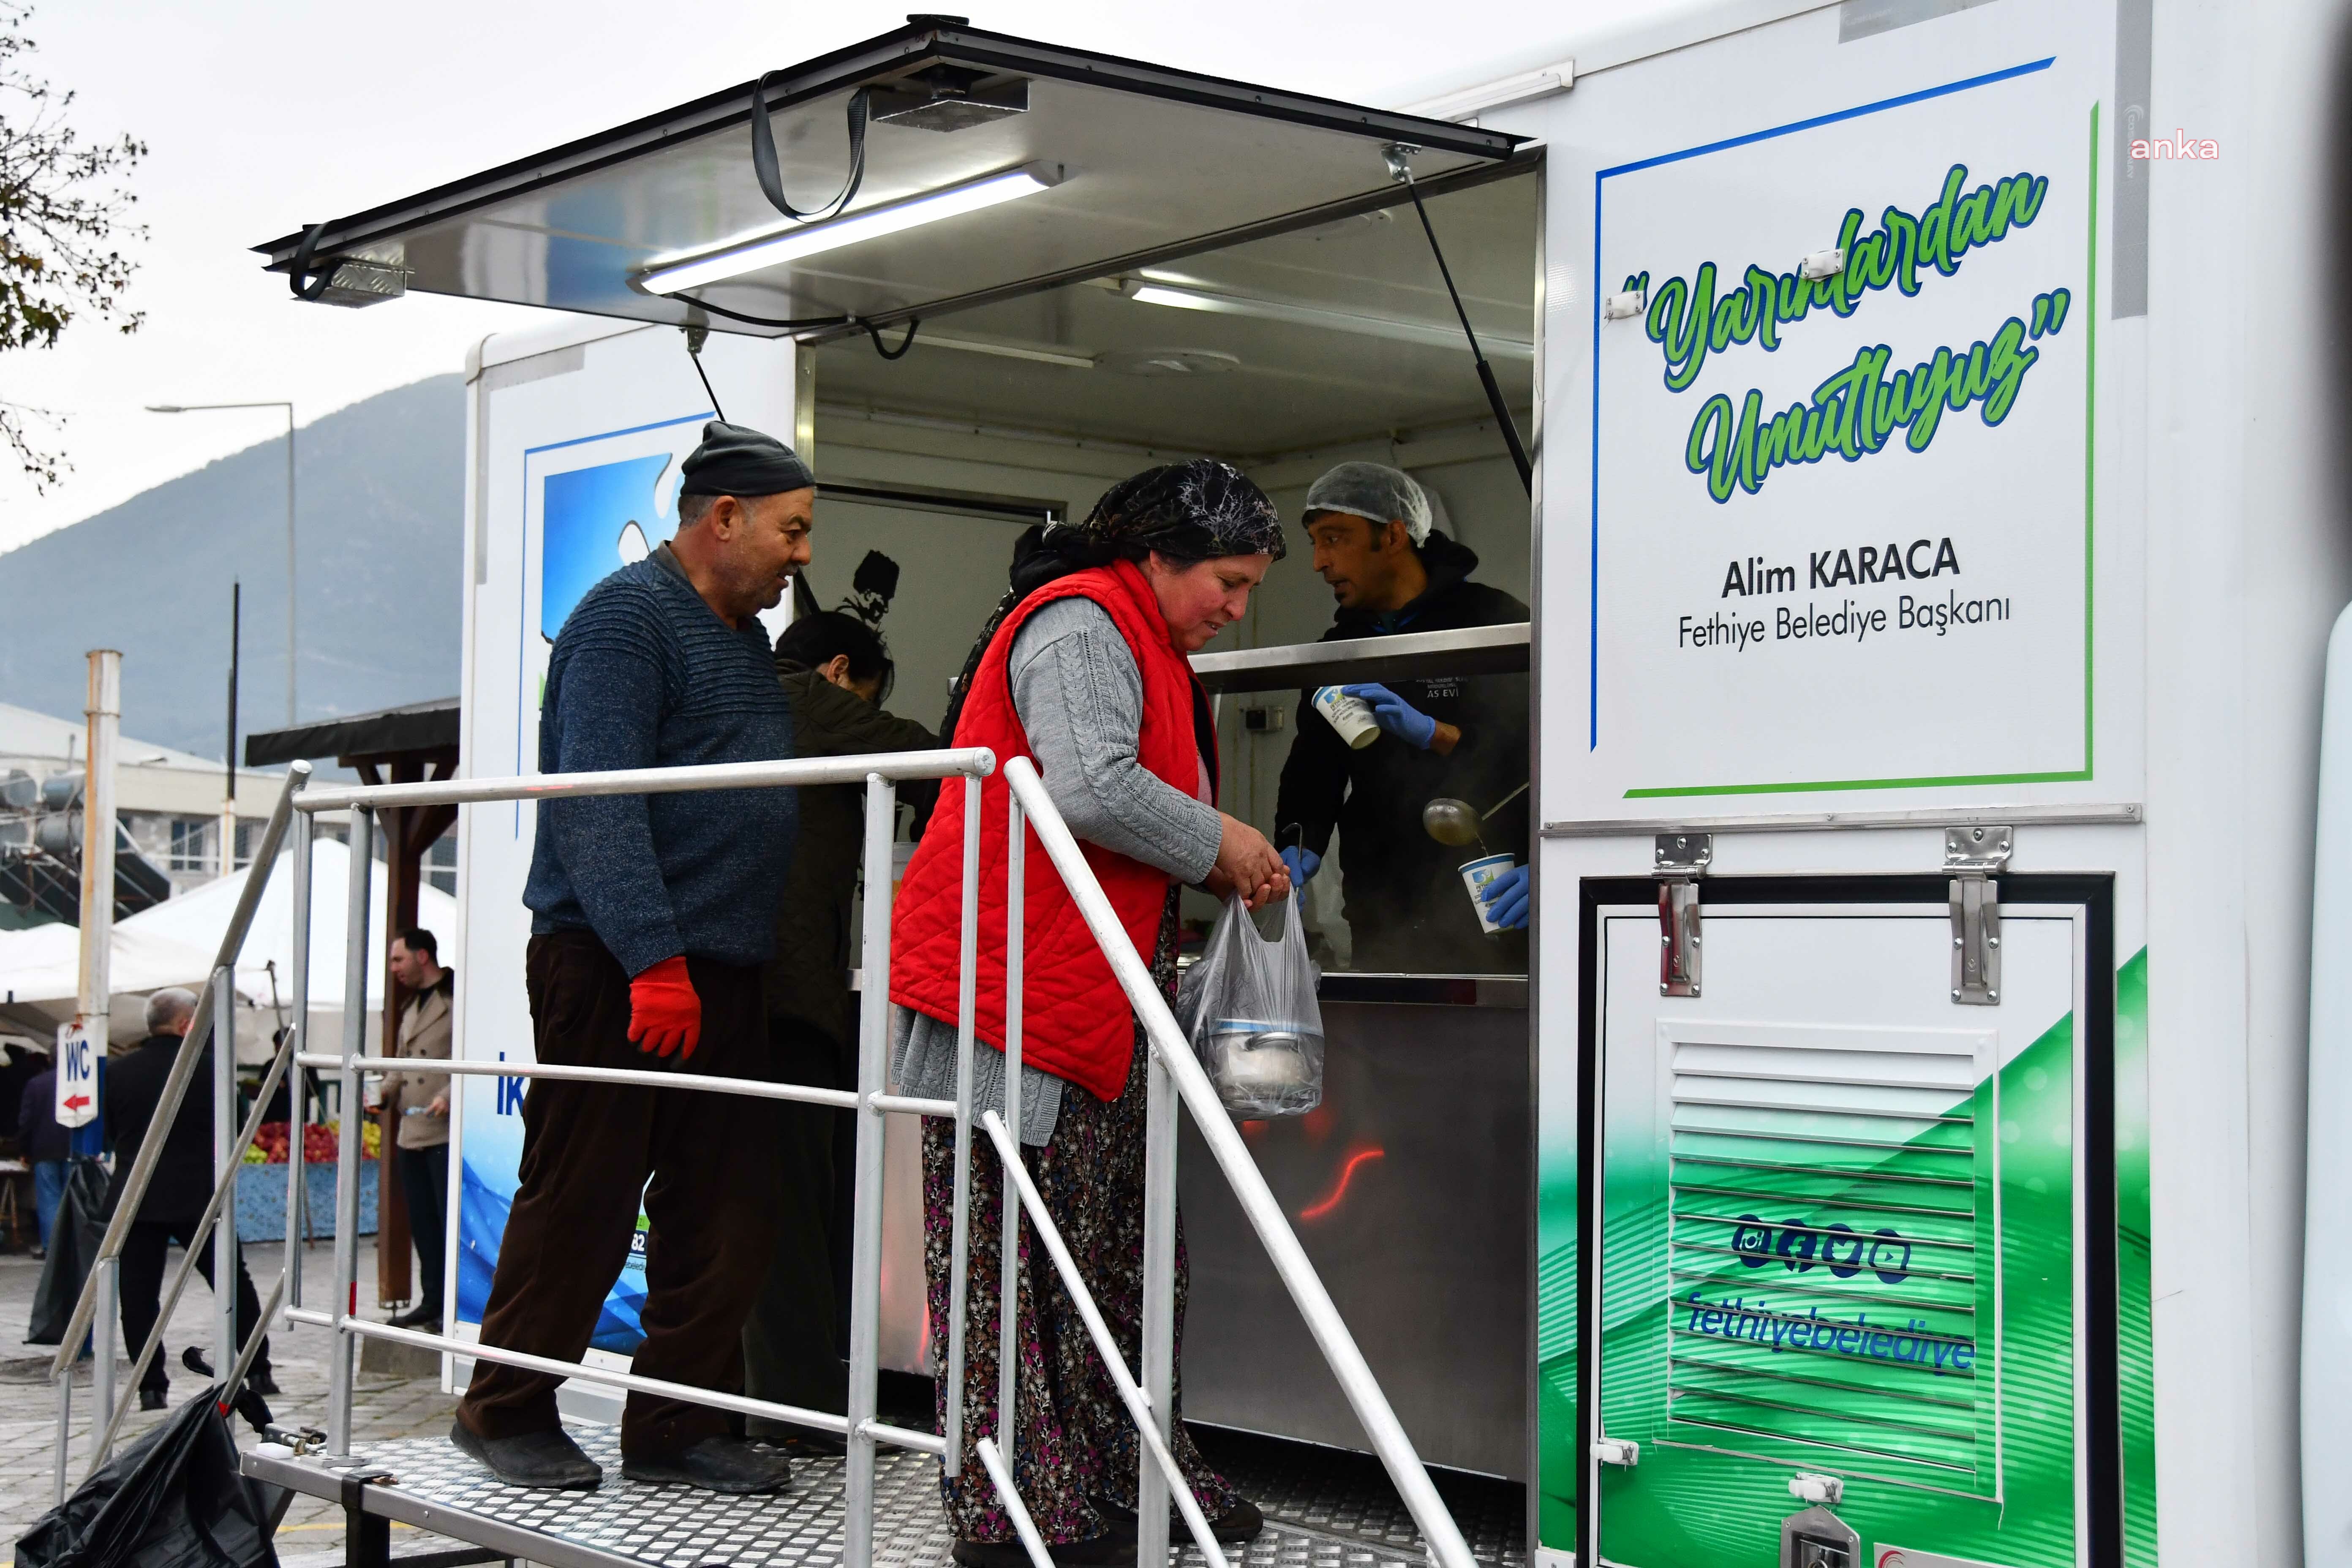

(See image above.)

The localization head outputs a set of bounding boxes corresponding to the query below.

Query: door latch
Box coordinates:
[1656,833,1711,997]
[1591,1437,1639,1467]
[1945,825,2011,1006]
[1780,1503,1858,1568]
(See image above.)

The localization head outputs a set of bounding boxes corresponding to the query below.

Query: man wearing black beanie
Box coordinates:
[454,421,813,1496]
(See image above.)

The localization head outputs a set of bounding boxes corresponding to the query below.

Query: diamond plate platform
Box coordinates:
[243,1424,1502,1568]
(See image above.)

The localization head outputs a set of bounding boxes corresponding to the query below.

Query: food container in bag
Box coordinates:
[1174,893,1325,1118]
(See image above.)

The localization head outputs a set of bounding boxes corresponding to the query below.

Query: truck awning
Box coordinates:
[250,18,1528,339]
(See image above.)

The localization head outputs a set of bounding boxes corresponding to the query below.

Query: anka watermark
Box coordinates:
[2131,128,2219,160]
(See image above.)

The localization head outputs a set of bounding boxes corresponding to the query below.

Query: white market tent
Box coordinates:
[0,839,456,1062]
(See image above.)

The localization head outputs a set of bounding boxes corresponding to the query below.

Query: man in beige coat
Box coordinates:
[384,928,453,1330]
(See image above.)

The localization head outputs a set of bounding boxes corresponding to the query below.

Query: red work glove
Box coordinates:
[627,956,701,1059]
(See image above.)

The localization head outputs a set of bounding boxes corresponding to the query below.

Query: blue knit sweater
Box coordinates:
[524,547,797,975]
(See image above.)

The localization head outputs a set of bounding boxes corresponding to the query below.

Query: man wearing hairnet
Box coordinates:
[1273,462,1530,971]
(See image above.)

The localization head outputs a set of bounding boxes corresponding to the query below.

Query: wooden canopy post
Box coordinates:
[242,699,465,1319]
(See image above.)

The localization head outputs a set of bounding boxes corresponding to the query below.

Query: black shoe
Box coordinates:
[1098,1497,1264,1546]
[388,1301,441,1329]
[247,1368,280,1397]
[181,1347,213,1378]
[1200,1498,1264,1544]
[450,1418,602,1490]
[139,1388,167,1411]
[952,1535,1131,1568]
[622,1435,792,1494]
[746,1422,847,1458]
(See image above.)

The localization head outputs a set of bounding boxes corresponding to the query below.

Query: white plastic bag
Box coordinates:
[1175,893,1325,1118]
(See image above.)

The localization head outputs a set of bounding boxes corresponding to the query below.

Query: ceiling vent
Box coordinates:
[1100,348,1240,378]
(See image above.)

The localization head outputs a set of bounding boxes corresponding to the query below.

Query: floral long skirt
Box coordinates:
[919,891,1239,1544]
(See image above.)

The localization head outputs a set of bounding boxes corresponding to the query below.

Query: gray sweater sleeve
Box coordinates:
[1009,598,1221,884]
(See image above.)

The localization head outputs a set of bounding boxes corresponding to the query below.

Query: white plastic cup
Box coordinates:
[1312,685,1380,749]
[1460,853,1515,934]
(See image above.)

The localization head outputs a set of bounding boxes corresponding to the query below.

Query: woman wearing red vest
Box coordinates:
[891,461,1291,1567]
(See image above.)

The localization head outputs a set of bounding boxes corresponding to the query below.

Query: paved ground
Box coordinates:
[0,1239,457,1562]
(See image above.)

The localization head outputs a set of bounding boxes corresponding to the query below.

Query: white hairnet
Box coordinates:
[1303,462,1432,545]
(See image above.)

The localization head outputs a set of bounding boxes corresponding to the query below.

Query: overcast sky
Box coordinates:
[0,0,1671,555]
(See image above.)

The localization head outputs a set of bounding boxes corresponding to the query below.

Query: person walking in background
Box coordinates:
[383,927,454,1332]
[109,987,275,1410]
[453,420,811,1496]
[744,593,936,1454]
[18,1056,66,1252]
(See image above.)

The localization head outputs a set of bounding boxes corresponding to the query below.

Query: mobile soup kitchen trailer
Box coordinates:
[253,2,2347,1565]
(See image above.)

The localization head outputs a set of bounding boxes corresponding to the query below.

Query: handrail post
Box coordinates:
[943,770,981,1467]
[843,773,896,1568]
[328,805,373,1456]
[51,1361,71,1505]
[997,797,1024,1483]
[1137,1049,1176,1568]
[87,1258,115,1471]
[286,806,313,1310]
[214,964,238,1391]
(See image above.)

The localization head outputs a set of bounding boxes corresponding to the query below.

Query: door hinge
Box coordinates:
[1655,833,1711,997]
[1945,825,2011,1006]
[1591,1437,1639,1467]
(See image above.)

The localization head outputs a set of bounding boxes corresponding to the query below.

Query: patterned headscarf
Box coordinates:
[1061,459,1285,566]
[936,459,1282,753]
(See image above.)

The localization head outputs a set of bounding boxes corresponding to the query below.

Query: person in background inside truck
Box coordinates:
[380,927,453,1333]
[743,592,937,1456]
[1273,462,1532,972]
[452,421,809,1497]
[893,460,1288,1568]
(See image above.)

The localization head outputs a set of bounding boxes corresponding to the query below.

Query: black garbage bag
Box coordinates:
[27,1157,111,1347]
[14,1385,279,1568]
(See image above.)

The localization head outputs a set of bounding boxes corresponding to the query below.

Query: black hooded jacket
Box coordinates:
[1273,531,1530,973]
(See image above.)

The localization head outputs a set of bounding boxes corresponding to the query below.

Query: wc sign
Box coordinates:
[55,1019,103,1129]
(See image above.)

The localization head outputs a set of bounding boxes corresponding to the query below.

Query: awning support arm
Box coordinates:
[1387,144,1533,494]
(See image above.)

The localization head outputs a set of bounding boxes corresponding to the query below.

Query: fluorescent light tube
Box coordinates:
[1120,279,1532,360]
[640,164,1061,297]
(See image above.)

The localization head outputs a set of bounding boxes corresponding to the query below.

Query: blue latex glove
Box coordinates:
[1479,863,1530,930]
[1341,683,1438,750]
[1281,846,1322,888]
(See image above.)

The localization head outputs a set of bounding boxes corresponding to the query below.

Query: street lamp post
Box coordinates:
[146,401,296,726]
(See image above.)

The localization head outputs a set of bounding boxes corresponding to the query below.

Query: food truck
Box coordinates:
[248,1,2341,1564]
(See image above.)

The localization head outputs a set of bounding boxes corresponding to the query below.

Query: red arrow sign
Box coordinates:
[61,1094,90,1113]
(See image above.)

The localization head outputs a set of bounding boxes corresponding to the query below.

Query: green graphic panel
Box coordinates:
[1597,1013,2079,1568]
[2116,949,2155,1568]
[1536,1171,1578,1548]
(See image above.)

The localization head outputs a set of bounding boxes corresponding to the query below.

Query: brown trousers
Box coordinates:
[457,930,778,1457]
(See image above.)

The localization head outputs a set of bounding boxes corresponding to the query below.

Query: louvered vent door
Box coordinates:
[1659,1020,1994,1491]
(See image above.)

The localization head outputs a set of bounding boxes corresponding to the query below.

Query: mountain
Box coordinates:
[0,376,464,760]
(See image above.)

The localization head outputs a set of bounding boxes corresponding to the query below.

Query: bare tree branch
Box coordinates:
[0,2,143,489]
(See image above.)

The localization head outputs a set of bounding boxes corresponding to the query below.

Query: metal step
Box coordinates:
[242,1427,1440,1568]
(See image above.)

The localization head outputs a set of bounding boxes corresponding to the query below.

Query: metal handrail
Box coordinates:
[47,761,310,1379]
[288,747,993,813]
[261,742,1473,1568]
[999,755,1479,1568]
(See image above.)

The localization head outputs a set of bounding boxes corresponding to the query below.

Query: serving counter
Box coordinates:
[1178,975,1530,1480]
